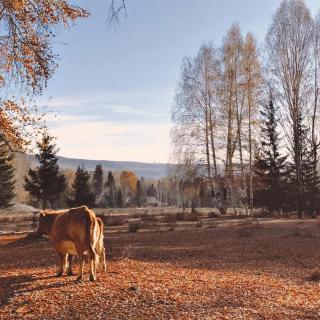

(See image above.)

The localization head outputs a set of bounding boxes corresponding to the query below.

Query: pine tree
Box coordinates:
[284,112,312,215]
[116,188,124,208]
[0,147,15,208]
[135,180,143,207]
[147,184,157,197]
[295,118,320,216]
[68,166,95,207]
[303,145,320,215]
[105,171,116,208]
[24,134,66,208]
[92,164,103,206]
[253,98,287,213]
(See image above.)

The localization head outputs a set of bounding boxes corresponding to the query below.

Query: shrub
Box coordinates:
[104,216,125,227]
[128,222,141,233]
[175,212,186,221]
[163,214,177,224]
[208,211,220,218]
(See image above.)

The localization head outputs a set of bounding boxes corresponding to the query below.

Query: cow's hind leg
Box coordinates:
[74,238,85,282]
[89,258,97,282]
[101,246,106,272]
[67,255,74,276]
[76,257,85,282]
[56,253,67,277]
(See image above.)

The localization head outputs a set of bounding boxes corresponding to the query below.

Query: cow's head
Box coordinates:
[37,211,56,236]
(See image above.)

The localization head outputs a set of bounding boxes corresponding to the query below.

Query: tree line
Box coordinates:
[0,133,221,210]
[172,0,320,217]
[2,134,169,209]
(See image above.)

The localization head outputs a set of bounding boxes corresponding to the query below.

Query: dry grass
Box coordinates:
[1,220,320,319]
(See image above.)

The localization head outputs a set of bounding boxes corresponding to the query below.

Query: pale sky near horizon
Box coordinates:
[37,0,320,163]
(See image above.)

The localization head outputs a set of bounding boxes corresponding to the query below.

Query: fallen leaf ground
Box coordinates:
[1,220,320,319]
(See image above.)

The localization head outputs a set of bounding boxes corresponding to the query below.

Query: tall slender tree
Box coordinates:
[172,43,224,212]
[242,32,263,214]
[105,171,116,208]
[135,180,143,207]
[266,0,314,217]
[0,147,15,208]
[253,96,287,213]
[68,166,94,207]
[92,164,103,206]
[24,134,66,208]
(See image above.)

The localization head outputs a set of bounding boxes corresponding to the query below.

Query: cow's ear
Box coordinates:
[40,211,45,218]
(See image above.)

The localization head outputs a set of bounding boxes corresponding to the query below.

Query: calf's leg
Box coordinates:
[67,255,74,276]
[56,253,67,277]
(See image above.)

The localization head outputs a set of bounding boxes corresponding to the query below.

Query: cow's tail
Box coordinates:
[85,208,99,264]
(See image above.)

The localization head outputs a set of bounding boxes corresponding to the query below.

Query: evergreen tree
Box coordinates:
[288,115,320,216]
[24,134,66,208]
[284,112,313,215]
[92,164,103,206]
[68,166,95,207]
[0,147,15,208]
[140,177,147,205]
[199,180,206,208]
[116,188,124,208]
[253,98,287,213]
[135,180,143,207]
[105,171,116,208]
[147,183,157,197]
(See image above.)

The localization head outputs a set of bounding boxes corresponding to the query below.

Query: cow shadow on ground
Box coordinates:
[0,273,75,307]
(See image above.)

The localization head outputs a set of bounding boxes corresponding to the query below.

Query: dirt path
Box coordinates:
[1,221,320,319]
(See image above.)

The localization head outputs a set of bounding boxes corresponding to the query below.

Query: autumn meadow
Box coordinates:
[2,0,320,319]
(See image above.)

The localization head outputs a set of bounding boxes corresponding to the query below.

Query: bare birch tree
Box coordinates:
[220,24,246,213]
[242,33,263,215]
[172,44,224,212]
[307,13,320,215]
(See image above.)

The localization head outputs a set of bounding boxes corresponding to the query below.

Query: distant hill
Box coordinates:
[16,153,171,180]
[13,153,172,203]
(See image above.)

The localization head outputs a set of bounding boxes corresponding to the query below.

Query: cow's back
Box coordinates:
[50,206,97,255]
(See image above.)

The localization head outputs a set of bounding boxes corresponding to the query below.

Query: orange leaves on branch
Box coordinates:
[121,170,138,193]
[0,1,89,151]
[120,170,138,204]
[0,0,89,94]
[0,99,46,151]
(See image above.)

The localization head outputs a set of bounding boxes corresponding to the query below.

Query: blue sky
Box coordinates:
[38,0,320,163]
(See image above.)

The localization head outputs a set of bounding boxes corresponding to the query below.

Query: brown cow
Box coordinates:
[38,205,104,281]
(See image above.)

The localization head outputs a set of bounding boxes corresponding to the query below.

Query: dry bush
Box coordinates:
[174,212,200,222]
[163,214,177,224]
[128,222,141,233]
[141,215,159,231]
[208,211,220,218]
[104,216,125,227]
[175,212,186,221]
